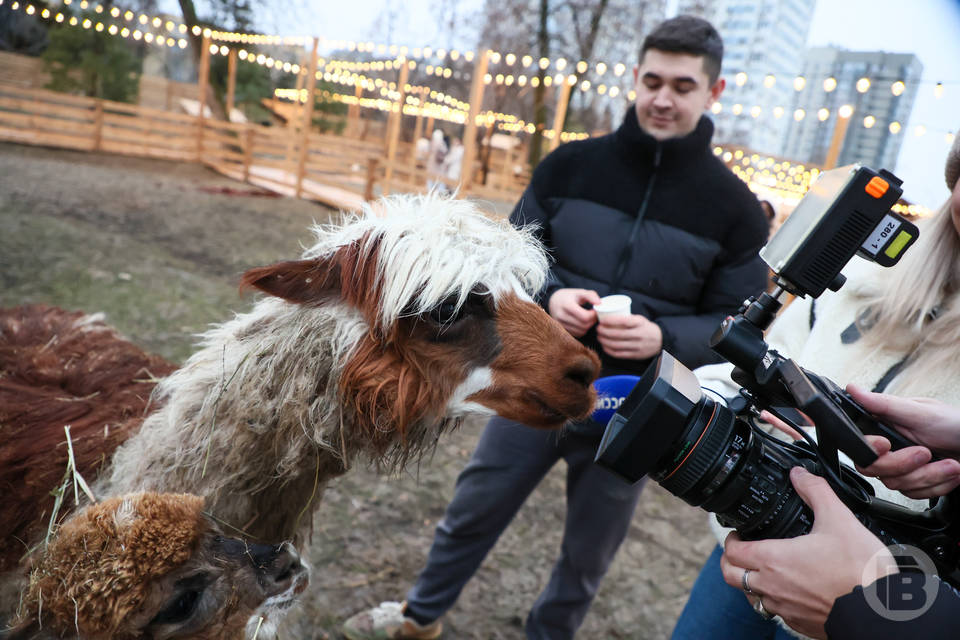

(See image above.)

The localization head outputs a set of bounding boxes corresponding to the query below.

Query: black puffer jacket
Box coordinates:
[826,574,960,639]
[511,108,769,383]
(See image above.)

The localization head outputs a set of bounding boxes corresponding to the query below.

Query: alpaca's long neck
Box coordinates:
[99,299,365,541]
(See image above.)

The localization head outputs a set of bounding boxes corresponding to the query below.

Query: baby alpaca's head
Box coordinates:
[8,493,308,639]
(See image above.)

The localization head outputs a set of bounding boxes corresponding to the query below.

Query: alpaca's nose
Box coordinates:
[263,543,306,592]
[564,353,600,388]
[248,541,307,594]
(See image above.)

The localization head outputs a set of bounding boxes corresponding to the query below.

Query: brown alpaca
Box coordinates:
[0,305,177,576]
[3,492,307,639]
[0,194,600,607]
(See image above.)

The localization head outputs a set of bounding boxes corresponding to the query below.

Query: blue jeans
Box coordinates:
[405,416,646,640]
[671,545,794,640]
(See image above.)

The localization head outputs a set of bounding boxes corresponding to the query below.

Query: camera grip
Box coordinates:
[803,395,879,468]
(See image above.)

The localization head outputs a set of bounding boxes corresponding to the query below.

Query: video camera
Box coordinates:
[595,165,960,587]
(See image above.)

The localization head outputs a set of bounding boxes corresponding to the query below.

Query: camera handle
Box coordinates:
[713,289,879,473]
[777,362,879,470]
[804,372,916,449]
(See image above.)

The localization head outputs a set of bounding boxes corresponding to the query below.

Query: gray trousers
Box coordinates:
[405,416,646,639]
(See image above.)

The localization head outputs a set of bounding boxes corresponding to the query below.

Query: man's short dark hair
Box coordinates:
[641,15,723,84]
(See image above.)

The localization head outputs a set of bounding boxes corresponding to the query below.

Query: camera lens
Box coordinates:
[654,395,738,500]
[646,395,812,539]
[596,352,814,540]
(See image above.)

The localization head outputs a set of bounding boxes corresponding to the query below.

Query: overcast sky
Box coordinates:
[246,0,960,208]
[801,0,960,208]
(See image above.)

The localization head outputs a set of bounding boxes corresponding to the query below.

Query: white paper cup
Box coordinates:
[594,294,632,321]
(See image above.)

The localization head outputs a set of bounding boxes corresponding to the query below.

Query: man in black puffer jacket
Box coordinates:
[512,75,767,381]
[342,15,769,640]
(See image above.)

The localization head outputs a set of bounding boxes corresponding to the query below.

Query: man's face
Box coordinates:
[633,49,724,140]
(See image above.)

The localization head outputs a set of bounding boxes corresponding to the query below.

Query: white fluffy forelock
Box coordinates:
[301,193,548,329]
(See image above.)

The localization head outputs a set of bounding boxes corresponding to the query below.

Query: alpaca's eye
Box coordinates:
[425,288,489,326]
[151,588,202,625]
[429,301,463,325]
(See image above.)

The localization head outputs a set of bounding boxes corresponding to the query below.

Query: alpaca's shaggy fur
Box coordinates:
[0,306,176,575]
[95,194,599,543]
[0,193,600,606]
[4,493,307,640]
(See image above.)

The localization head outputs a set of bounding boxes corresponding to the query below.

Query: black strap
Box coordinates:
[609,144,662,294]
[872,357,909,393]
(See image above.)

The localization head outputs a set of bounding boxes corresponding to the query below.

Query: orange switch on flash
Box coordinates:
[865,176,889,199]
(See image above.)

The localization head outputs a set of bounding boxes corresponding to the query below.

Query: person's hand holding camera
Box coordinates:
[547,288,600,337]
[720,466,898,639]
[722,391,960,637]
[846,384,960,498]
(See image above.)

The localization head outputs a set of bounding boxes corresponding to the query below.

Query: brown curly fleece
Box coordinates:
[25,493,206,637]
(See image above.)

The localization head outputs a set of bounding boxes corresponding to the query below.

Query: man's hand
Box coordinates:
[848,384,960,498]
[595,314,662,360]
[547,288,601,337]
[720,467,896,639]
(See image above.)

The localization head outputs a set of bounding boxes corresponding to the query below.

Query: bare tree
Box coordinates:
[530,0,550,163]
[176,0,203,64]
[430,0,480,49]
[368,0,405,45]
[176,0,263,66]
[476,0,665,166]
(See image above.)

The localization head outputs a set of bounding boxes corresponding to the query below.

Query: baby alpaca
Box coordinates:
[4,493,307,639]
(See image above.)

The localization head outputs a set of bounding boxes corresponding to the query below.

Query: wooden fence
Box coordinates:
[0,51,49,89]
[0,83,529,211]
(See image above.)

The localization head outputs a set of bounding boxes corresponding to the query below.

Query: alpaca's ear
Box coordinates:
[240,258,342,305]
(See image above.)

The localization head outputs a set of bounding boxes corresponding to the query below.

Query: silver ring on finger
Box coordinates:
[742,569,754,595]
[754,597,775,620]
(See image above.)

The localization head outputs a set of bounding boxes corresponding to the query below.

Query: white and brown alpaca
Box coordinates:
[0,194,600,594]
[3,492,308,640]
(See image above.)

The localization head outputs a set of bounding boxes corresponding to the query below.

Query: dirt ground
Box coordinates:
[0,142,716,638]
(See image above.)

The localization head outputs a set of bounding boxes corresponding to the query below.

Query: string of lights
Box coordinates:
[710,143,933,216]
[199,21,958,100]
[2,0,193,47]
[0,0,957,195]
[272,83,590,140]
[10,0,952,140]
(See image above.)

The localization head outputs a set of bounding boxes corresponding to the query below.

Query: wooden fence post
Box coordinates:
[549,77,573,152]
[498,137,515,192]
[382,58,410,192]
[296,38,320,198]
[412,95,425,146]
[242,125,254,182]
[197,33,211,161]
[285,50,309,177]
[92,99,104,151]
[364,156,379,201]
[460,49,490,191]
[225,48,237,121]
[348,82,362,137]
